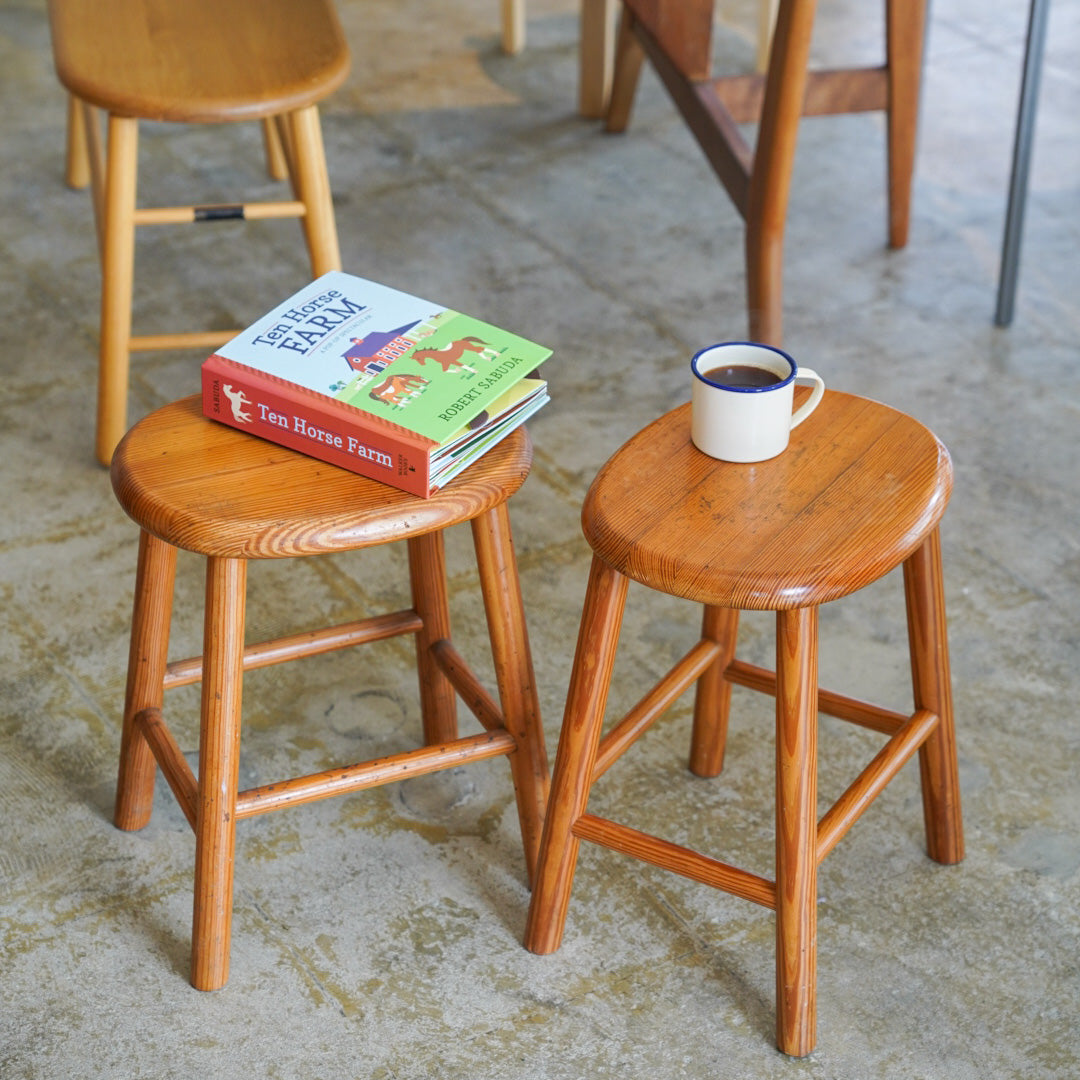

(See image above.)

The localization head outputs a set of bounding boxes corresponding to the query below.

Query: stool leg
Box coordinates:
[285,105,341,276]
[903,527,964,865]
[472,502,550,886]
[502,0,526,55]
[884,0,928,250]
[775,605,818,1057]
[689,605,740,777]
[604,6,646,133]
[64,93,91,190]
[115,531,177,831]
[581,0,618,118]
[260,118,289,182]
[524,556,629,954]
[97,113,138,466]
[408,531,459,746]
[745,0,817,346]
[191,556,247,991]
[79,102,107,259]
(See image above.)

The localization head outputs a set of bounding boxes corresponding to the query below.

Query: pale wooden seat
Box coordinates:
[111,397,549,991]
[595,0,927,345]
[524,391,964,1056]
[48,0,350,465]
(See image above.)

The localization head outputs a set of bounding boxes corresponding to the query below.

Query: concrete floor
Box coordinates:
[2,0,1079,1076]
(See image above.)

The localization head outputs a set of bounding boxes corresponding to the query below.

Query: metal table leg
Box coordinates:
[995,0,1051,327]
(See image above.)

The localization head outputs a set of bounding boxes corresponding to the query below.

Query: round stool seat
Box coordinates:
[111,396,533,558]
[583,391,952,610]
[48,0,350,123]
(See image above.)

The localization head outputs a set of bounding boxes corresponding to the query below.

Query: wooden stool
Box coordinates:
[601,0,928,345]
[47,0,350,465]
[524,391,963,1056]
[111,397,549,991]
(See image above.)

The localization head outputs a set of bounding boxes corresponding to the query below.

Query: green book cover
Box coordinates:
[214,270,551,446]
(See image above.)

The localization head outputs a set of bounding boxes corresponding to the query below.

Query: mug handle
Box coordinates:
[790,368,825,430]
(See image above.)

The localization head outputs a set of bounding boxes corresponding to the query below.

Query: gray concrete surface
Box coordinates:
[1,0,1078,1076]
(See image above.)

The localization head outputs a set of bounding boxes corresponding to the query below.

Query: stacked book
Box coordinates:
[202,271,551,497]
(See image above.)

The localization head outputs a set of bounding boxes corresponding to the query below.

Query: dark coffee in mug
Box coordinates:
[703,363,784,388]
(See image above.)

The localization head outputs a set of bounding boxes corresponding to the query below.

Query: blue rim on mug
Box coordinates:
[691,341,797,393]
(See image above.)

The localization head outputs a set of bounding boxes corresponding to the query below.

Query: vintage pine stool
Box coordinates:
[111,396,549,991]
[47,0,350,465]
[524,390,964,1056]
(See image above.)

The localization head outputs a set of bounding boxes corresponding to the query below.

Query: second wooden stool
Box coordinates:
[524,390,964,1056]
[111,397,549,990]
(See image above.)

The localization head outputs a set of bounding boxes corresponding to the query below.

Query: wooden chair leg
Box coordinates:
[756,0,780,74]
[689,605,739,777]
[774,605,819,1057]
[744,0,818,346]
[408,530,459,747]
[502,0,525,55]
[604,7,646,133]
[260,117,289,181]
[903,527,964,866]
[191,556,247,992]
[97,112,138,466]
[79,101,107,259]
[115,532,178,831]
[284,105,341,276]
[65,93,91,189]
[524,556,629,954]
[884,0,928,250]
[581,0,618,118]
[472,502,550,885]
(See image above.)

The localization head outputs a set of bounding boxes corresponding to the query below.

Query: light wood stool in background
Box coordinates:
[48,0,350,464]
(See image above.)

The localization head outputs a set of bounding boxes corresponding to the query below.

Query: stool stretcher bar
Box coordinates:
[594,638,723,780]
[163,610,425,689]
[129,330,238,352]
[573,647,943,888]
[133,200,307,226]
[572,706,941,907]
[573,812,778,908]
[134,706,517,823]
[234,731,517,817]
[725,658,909,736]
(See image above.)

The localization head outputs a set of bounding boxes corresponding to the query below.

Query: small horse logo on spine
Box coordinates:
[222,384,253,424]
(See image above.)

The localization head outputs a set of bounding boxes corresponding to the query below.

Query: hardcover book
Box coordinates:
[201,270,551,497]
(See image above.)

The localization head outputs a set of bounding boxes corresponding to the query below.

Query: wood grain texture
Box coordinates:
[524,556,629,954]
[114,531,176,832]
[774,606,818,1057]
[111,396,534,558]
[47,0,350,123]
[191,556,247,991]
[904,529,965,864]
[409,531,460,747]
[471,502,551,885]
[583,392,952,610]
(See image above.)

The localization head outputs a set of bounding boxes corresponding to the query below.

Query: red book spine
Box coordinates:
[201,354,437,498]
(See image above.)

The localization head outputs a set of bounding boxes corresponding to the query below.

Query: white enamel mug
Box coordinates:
[690,342,825,463]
